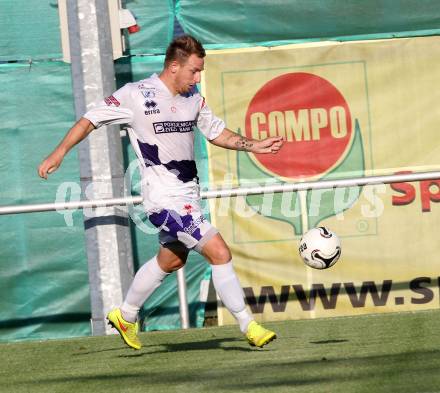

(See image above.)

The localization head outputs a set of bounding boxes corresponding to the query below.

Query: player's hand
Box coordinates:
[252,136,284,154]
[38,149,65,179]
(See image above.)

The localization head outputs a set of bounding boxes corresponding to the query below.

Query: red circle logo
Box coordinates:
[245,72,353,181]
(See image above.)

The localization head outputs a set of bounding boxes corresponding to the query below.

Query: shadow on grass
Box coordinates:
[120,337,253,357]
[310,339,349,344]
[71,336,255,358]
[72,346,129,356]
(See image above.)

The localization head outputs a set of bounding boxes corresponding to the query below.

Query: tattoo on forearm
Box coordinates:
[234,136,253,151]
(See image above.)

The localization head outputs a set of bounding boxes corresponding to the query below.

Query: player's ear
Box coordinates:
[169,60,179,74]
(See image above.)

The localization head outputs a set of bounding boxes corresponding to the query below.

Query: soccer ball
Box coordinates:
[299,227,341,269]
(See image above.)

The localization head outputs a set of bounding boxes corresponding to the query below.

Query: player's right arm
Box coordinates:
[38,117,95,179]
[38,84,134,179]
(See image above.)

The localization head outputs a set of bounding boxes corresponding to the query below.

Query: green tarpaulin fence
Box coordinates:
[2,0,439,61]
[177,0,440,47]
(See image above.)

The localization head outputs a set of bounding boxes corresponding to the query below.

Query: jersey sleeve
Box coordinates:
[83,84,134,128]
[196,97,225,140]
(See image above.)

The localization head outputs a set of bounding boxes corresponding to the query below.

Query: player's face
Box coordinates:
[175,54,204,94]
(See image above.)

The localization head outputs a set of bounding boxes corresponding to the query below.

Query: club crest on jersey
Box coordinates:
[141,89,155,98]
[144,99,160,115]
[104,95,120,107]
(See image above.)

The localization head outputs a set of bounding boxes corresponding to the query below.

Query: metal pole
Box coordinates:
[0,196,143,215]
[176,268,190,329]
[66,0,134,335]
[202,170,440,199]
[2,170,440,215]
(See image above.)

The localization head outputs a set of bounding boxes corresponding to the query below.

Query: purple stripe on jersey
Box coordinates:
[137,140,161,166]
[164,160,198,183]
[137,140,198,183]
[149,209,203,242]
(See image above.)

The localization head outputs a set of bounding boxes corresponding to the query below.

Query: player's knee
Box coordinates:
[207,246,232,264]
[158,242,189,272]
[158,252,187,273]
[169,260,185,272]
[162,256,186,272]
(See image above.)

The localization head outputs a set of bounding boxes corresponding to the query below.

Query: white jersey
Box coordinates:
[83,73,225,213]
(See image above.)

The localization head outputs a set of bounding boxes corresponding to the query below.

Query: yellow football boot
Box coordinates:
[106,308,141,350]
[245,321,277,348]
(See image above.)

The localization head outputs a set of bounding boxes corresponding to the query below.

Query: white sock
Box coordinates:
[211,262,254,333]
[121,256,169,323]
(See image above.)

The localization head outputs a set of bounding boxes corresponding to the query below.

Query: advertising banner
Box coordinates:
[202,36,440,325]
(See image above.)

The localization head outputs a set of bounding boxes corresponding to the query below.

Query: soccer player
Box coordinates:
[38,35,283,349]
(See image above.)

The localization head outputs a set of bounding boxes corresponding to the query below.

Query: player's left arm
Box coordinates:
[210,128,284,154]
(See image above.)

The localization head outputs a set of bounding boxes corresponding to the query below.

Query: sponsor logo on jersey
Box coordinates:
[143,100,160,115]
[144,109,161,115]
[153,121,195,134]
[171,106,177,113]
[144,100,158,109]
[144,100,160,115]
[104,95,120,107]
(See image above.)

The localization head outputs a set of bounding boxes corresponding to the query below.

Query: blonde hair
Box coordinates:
[164,35,205,67]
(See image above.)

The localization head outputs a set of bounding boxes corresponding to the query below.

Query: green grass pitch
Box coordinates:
[2,310,440,393]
